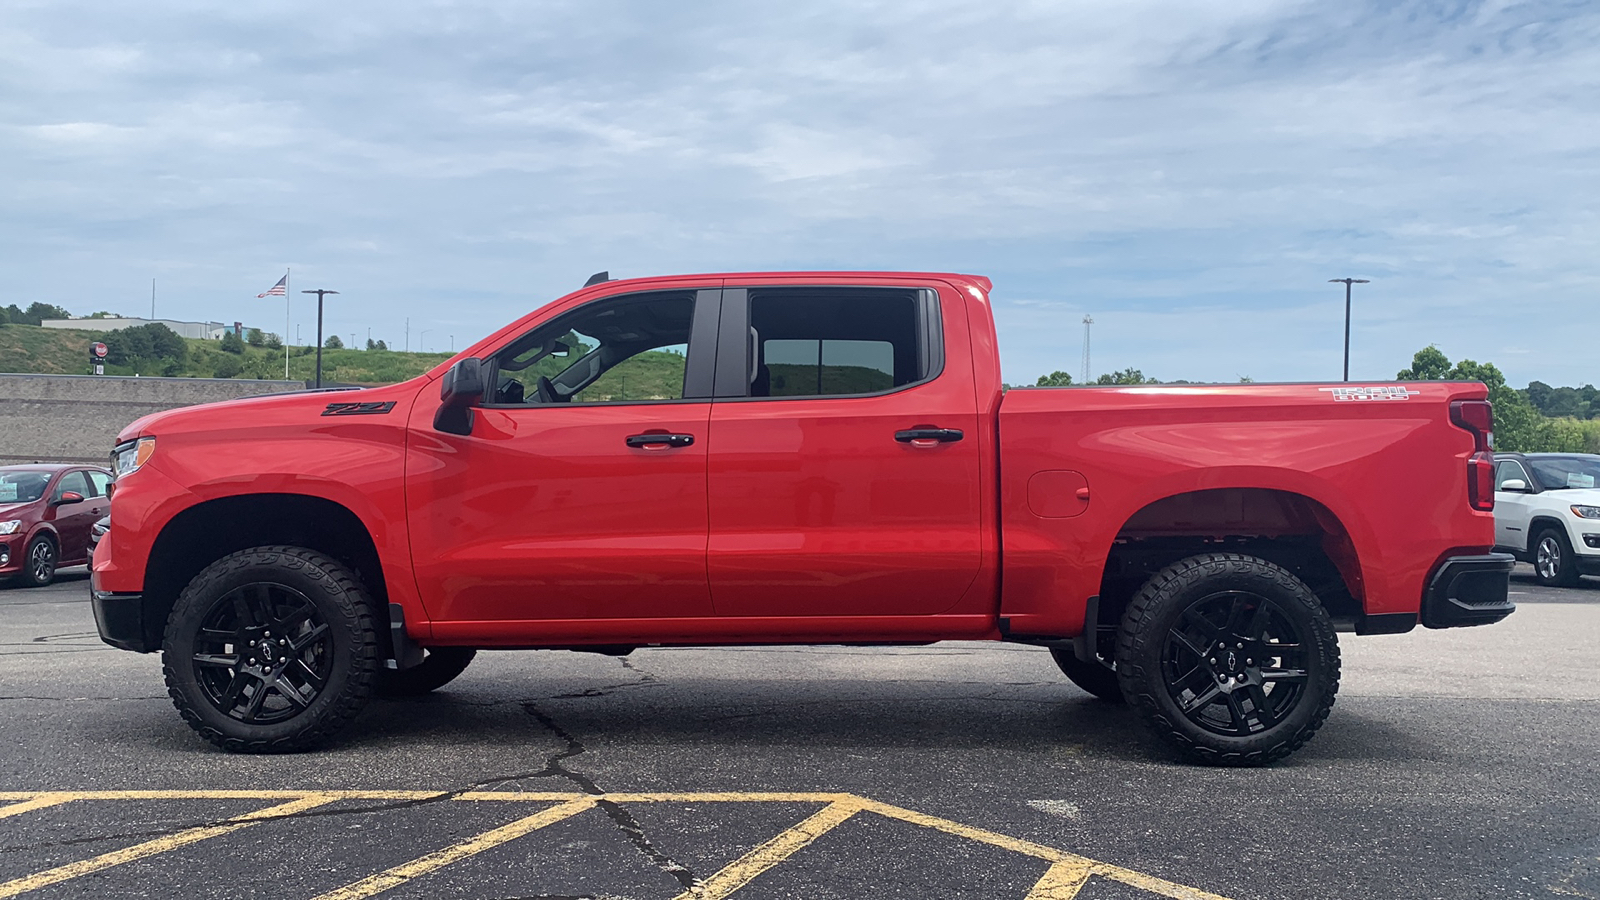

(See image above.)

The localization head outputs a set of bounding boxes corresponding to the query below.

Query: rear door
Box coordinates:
[48,470,97,562]
[406,287,722,623]
[704,282,983,617]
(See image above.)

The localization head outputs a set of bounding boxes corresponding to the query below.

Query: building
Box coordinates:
[40,317,233,340]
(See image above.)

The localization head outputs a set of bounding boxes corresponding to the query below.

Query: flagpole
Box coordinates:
[284,268,291,380]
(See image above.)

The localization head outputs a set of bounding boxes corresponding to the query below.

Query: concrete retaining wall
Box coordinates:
[0,374,300,465]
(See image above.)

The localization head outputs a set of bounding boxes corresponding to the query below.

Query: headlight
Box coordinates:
[112,437,156,478]
[0,520,20,535]
[1571,505,1600,519]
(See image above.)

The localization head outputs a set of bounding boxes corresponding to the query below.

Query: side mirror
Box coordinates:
[1498,478,1528,493]
[434,357,484,436]
[54,491,85,506]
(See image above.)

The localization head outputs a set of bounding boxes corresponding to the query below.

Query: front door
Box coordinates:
[1493,459,1535,552]
[705,284,984,617]
[407,288,720,624]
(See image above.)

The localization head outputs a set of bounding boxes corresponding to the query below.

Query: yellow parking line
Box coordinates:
[0,792,337,900]
[310,797,598,900]
[1025,860,1095,899]
[675,798,866,900]
[0,794,75,820]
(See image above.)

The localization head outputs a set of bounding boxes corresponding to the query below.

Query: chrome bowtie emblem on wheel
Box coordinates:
[1318,386,1421,401]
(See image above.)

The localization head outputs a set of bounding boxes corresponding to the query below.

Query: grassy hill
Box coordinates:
[0,323,452,385]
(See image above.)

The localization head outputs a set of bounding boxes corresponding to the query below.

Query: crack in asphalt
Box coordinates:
[0,657,703,898]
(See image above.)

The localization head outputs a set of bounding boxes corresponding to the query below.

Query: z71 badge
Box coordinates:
[322,401,396,416]
[1318,386,1420,402]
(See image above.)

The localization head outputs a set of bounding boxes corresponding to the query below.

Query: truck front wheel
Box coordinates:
[161,546,380,753]
[1116,553,1340,766]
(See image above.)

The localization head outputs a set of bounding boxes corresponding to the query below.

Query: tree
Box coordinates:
[1035,370,1074,387]
[264,332,283,350]
[1096,368,1156,385]
[324,335,344,350]
[0,304,20,325]
[375,339,387,351]
[246,328,265,347]
[213,355,244,378]
[1396,345,1452,381]
[21,302,70,325]
[102,323,186,369]
[220,330,245,354]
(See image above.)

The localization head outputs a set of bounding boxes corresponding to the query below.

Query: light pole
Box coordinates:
[302,289,339,388]
[1329,278,1370,382]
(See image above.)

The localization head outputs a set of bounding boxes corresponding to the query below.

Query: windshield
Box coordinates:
[0,471,51,504]
[1525,456,1600,491]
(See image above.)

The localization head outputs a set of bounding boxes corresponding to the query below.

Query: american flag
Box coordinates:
[256,275,287,298]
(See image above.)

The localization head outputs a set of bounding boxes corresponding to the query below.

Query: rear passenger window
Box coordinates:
[747,288,935,398]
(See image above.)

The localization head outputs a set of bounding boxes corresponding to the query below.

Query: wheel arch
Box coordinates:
[1528,515,1571,543]
[140,493,391,651]
[1096,487,1367,633]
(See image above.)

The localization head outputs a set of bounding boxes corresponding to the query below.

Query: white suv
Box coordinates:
[1493,453,1600,586]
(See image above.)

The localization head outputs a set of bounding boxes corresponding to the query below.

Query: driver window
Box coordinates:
[489,292,696,406]
[1495,461,1529,491]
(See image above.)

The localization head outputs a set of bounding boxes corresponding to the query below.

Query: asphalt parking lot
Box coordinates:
[1,568,1597,900]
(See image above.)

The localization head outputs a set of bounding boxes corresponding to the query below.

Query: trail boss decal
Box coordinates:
[1319,386,1420,402]
[322,400,396,416]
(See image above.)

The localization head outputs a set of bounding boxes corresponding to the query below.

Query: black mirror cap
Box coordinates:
[434,357,484,436]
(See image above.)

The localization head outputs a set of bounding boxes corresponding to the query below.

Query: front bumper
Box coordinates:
[91,589,155,652]
[1421,552,1516,629]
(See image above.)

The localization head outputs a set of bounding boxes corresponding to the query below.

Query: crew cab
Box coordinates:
[1493,452,1600,586]
[91,271,1515,765]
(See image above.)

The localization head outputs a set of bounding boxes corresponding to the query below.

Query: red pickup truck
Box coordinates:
[91,271,1514,765]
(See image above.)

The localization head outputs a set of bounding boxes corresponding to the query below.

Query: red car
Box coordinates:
[93,271,1512,763]
[0,464,113,587]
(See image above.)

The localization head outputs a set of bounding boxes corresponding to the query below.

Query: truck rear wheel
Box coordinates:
[161,546,380,753]
[1048,647,1124,702]
[1116,553,1340,766]
[378,647,477,696]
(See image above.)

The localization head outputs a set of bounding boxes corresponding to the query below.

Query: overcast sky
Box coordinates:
[4,0,1596,386]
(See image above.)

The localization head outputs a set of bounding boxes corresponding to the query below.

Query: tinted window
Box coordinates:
[0,471,51,503]
[54,471,89,499]
[748,288,924,398]
[87,471,113,497]
[1526,456,1600,490]
[1495,461,1529,490]
[489,292,697,405]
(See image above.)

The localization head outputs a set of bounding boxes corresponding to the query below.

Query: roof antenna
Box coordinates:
[583,271,610,287]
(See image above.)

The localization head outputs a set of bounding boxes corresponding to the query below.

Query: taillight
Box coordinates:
[1450,400,1495,511]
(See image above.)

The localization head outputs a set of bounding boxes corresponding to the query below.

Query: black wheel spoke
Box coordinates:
[240,682,270,721]
[272,674,312,709]
[290,622,330,653]
[192,652,237,669]
[1180,684,1222,715]
[274,598,317,634]
[218,672,251,712]
[1223,691,1250,732]
[1180,608,1222,645]
[1170,629,1209,661]
[1247,684,1277,726]
[291,659,327,692]
[1261,667,1308,683]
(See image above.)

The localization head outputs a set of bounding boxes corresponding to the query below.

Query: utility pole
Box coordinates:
[1329,278,1370,382]
[301,289,339,388]
[449,335,454,352]
[1081,315,1094,385]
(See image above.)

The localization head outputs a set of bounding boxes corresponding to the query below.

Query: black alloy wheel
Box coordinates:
[190,582,336,725]
[23,536,56,587]
[1118,554,1340,766]
[1158,590,1309,737]
[163,546,378,752]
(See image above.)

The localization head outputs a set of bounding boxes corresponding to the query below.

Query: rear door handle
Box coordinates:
[626,433,695,449]
[894,428,964,444]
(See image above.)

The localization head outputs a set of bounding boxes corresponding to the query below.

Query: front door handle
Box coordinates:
[894,428,964,445]
[626,433,695,449]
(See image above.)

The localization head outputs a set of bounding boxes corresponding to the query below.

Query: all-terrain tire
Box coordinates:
[21,535,57,587]
[1048,647,1124,702]
[1533,527,1581,588]
[1116,553,1340,767]
[162,546,380,753]
[378,647,477,696]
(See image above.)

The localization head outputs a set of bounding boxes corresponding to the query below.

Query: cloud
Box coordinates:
[2,0,1597,385]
